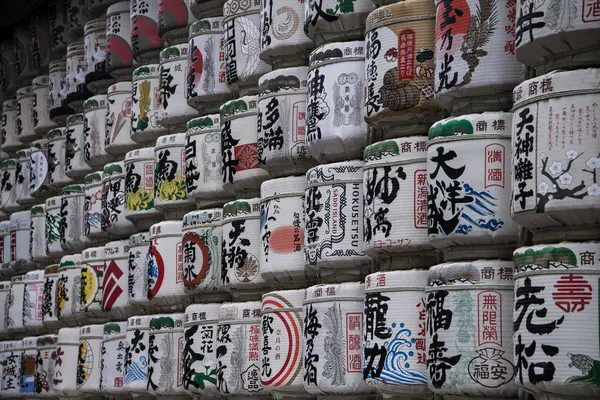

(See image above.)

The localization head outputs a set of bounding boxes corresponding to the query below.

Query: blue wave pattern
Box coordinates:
[376,324,427,386]
[457,184,504,234]
[125,356,148,384]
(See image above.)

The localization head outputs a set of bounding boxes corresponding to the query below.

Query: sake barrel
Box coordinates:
[0,223,13,277]
[510,69,600,240]
[363,138,436,268]
[364,2,440,138]
[29,12,50,72]
[57,254,84,325]
[15,149,35,205]
[84,172,106,239]
[187,18,233,112]
[50,0,69,54]
[49,61,74,124]
[147,313,186,396]
[124,147,162,230]
[222,198,268,298]
[30,205,52,263]
[65,113,92,179]
[433,0,521,115]
[16,85,36,143]
[1,340,22,395]
[182,303,221,397]
[20,336,38,395]
[84,18,115,94]
[131,64,169,144]
[0,342,7,384]
[304,0,376,45]
[260,289,305,396]
[102,240,130,320]
[13,24,39,84]
[30,139,53,199]
[182,209,223,297]
[60,184,92,252]
[100,321,128,394]
[66,0,87,39]
[42,265,60,331]
[154,133,195,218]
[66,42,92,112]
[428,112,518,260]
[0,282,10,334]
[257,67,316,177]
[2,99,23,152]
[83,95,116,168]
[425,260,517,398]
[0,159,18,214]
[185,114,234,207]
[190,0,226,18]
[76,324,104,394]
[260,177,315,289]
[220,96,270,197]
[48,128,73,190]
[158,0,198,45]
[102,161,136,238]
[306,41,368,163]
[513,242,600,399]
[304,161,372,281]
[128,232,150,312]
[125,315,152,392]
[158,44,199,129]
[302,282,371,396]
[106,81,137,156]
[0,41,18,98]
[147,220,187,310]
[7,276,25,333]
[10,211,34,273]
[259,0,314,68]
[32,76,58,135]
[80,246,107,322]
[216,301,268,397]
[223,0,271,95]
[23,270,45,331]
[515,0,600,73]
[131,0,164,63]
[53,327,83,397]
[45,196,64,258]
[34,334,58,397]
[106,2,134,81]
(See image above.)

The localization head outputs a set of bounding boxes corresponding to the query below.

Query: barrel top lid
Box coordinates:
[133,64,160,79]
[36,334,58,347]
[15,149,31,159]
[107,1,130,15]
[80,324,105,338]
[366,0,436,32]
[150,314,184,331]
[48,127,66,139]
[0,158,16,168]
[309,41,365,67]
[81,246,106,261]
[66,113,84,126]
[365,269,429,292]
[156,133,186,148]
[103,161,124,177]
[10,210,31,227]
[262,289,305,310]
[220,96,258,120]
[104,240,129,258]
[83,95,107,112]
[186,114,220,133]
[85,172,103,184]
[364,136,428,164]
[108,81,132,94]
[0,221,10,234]
[57,327,81,344]
[126,147,155,160]
[129,231,150,246]
[60,253,82,268]
[46,195,63,207]
[127,315,154,328]
[261,175,305,199]
[218,301,262,323]
[31,204,45,216]
[24,269,44,282]
[103,321,127,337]
[160,44,189,63]
[305,282,365,301]
[190,17,223,36]
[63,184,84,193]
[183,208,222,228]
[32,75,49,86]
[428,112,513,141]
[427,260,515,288]
[44,264,60,275]
[223,198,261,220]
[223,0,260,20]
[185,303,222,324]
[258,67,309,97]
[513,242,600,275]
[2,98,17,108]
[149,220,183,237]
[306,160,364,187]
[16,85,33,97]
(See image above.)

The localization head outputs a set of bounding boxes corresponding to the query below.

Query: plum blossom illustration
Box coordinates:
[586,157,600,170]
[549,161,563,176]
[588,184,600,197]
[566,149,578,159]
[559,173,573,186]
[535,150,587,213]
[538,181,549,195]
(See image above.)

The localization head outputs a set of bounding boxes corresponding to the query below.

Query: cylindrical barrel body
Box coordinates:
[102,161,136,237]
[1,99,23,152]
[10,211,34,273]
[80,246,108,323]
[16,85,36,143]
[34,334,58,397]
[84,18,114,94]
[85,171,106,239]
[106,81,138,156]
[15,149,34,205]
[106,2,134,81]
[100,321,128,395]
[48,127,74,189]
[22,270,45,331]
[128,232,150,312]
[7,276,25,333]
[103,240,131,319]
[32,75,58,135]
[65,113,93,179]
[49,61,74,124]
[66,42,93,112]
[124,147,162,230]
[30,205,52,263]
[30,139,53,199]
[304,0,375,45]
[83,95,115,168]
[42,265,61,330]
[125,315,152,393]
[52,327,83,397]
[20,336,38,395]
[0,223,13,277]
[0,159,19,213]
[157,0,197,45]
[0,282,11,334]
[57,254,84,326]
[131,64,169,144]
[60,184,92,252]
[0,340,22,395]
[76,324,105,394]
[45,196,64,258]
[131,0,163,63]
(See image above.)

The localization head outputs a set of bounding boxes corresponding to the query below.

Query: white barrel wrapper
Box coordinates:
[182,209,223,296]
[32,75,58,135]
[304,161,372,279]
[65,113,93,179]
[185,114,234,207]
[158,44,199,129]
[80,246,107,322]
[260,176,314,288]
[60,184,92,252]
[302,282,370,395]
[20,336,38,395]
[48,127,74,189]
[187,18,233,111]
[131,0,163,63]
[0,223,13,277]
[157,0,197,45]
[85,171,106,238]
[42,265,61,330]
[304,0,376,45]
[76,324,104,394]
[147,220,187,310]
[131,64,169,144]
[31,205,52,263]
[222,198,268,297]
[154,133,195,218]
[57,254,83,326]
[124,147,162,230]
[106,81,138,156]
[16,85,36,143]
[66,42,91,112]
[510,69,600,239]
[7,276,25,333]
[2,99,23,152]
[49,60,72,124]
[125,315,152,393]
[217,301,268,396]
[128,232,150,311]
[363,270,430,398]
[100,321,128,394]
[260,289,305,396]
[15,149,34,206]
[83,95,115,168]
[425,260,517,398]
[10,210,34,273]
[102,161,136,237]
[53,327,83,397]
[30,139,53,199]
[106,2,134,81]
[428,112,518,260]
[306,41,368,163]
[35,334,58,397]
[0,340,21,395]
[221,96,270,197]
[513,242,600,399]
[147,313,186,396]
[84,18,114,94]
[258,67,316,177]
[23,269,45,331]
[103,240,130,320]
[183,302,221,396]
[45,196,64,258]
[0,159,19,213]
[0,281,11,334]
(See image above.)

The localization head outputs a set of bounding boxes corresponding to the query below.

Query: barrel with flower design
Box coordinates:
[103,240,131,320]
[80,246,107,323]
[32,75,58,136]
[35,334,58,397]
[48,128,73,190]
[100,321,128,395]
[60,184,93,253]
[131,0,163,63]
[304,0,375,45]
[65,114,92,179]
[76,324,104,394]
[125,315,152,393]
[106,2,134,81]
[30,139,53,200]
[124,147,162,230]
[42,265,60,330]
[30,205,52,263]
[106,81,138,157]
[102,161,136,238]
[56,254,84,326]
[45,196,64,258]
[85,172,107,239]
[83,95,115,168]
[131,64,169,144]
[52,327,82,397]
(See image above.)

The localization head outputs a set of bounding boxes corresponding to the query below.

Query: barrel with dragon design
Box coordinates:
[302,282,372,397]
[10,211,35,273]
[0,340,22,395]
[22,270,45,332]
[187,18,233,112]
[60,184,93,252]
[20,336,38,395]
[66,42,93,112]
[128,232,150,313]
[223,0,271,95]
[363,137,436,269]
[16,85,36,143]
[158,0,198,44]
[85,172,107,239]
[2,99,23,152]
[131,64,169,144]
[52,327,83,397]
[49,61,74,124]
[102,161,136,238]
[76,324,104,394]
[100,321,128,395]
[0,159,19,214]
[15,149,35,206]
[7,276,25,334]
[84,18,115,94]
[34,334,58,397]
[189,0,226,18]
[182,302,221,397]
[65,114,92,179]
[30,139,53,200]
[42,265,60,331]
[364,1,440,138]
[304,0,376,45]
[125,315,152,393]
[426,260,517,398]
[56,254,84,326]
[80,246,108,323]
[306,41,369,163]
[124,147,163,230]
[106,81,138,157]
[32,75,58,136]
[30,205,52,264]
[106,2,134,81]
[45,196,64,259]
[83,95,115,168]
[102,240,131,320]
[131,0,164,63]
[48,127,74,190]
